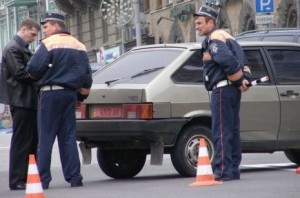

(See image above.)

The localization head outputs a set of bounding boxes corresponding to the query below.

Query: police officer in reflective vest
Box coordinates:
[26,12,92,189]
[194,4,251,181]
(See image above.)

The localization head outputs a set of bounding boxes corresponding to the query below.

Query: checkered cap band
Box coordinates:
[194,4,218,20]
[41,12,65,24]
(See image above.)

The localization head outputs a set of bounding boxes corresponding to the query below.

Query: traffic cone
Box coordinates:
[296,167,300,174]
[25,154,45,198]
[189,138,222,186]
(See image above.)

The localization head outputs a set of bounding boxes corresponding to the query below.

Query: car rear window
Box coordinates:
[92,49,183,84]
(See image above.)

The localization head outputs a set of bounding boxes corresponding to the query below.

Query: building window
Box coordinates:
[167,0,173,5]
[89,7,95,47]
[65,15,70,31]
[143,0,149,12]
[0,0,4,7]
[116,26,121,41]
[17,7,28,24]
[76,11,82,41]
[0,17,7,50]
[156,0,162,9]
[48,0,58,11]
[8,7,16,41]
[102,18,108,44]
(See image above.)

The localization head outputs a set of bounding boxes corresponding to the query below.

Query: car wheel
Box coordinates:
[97,148,146,179]
[170,125,214,177]
[284,149,300,165]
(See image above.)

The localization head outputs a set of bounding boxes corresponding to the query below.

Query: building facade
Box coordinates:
[0,0,58,51]
[0,0,300,63]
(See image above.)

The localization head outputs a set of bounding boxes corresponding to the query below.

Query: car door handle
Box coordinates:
[280,90,299,97]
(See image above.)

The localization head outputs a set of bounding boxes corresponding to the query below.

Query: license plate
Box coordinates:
[91,106,122,118]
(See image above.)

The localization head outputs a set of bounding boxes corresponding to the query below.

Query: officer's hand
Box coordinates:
[238,79,249,92]
[77,88,90,102]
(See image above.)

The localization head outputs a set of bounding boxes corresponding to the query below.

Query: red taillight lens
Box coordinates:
[76,102,87,119]
[122,104,153,119]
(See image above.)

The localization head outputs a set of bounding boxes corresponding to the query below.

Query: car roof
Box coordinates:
[130,41,300,51]
[131,43,203,51]
[238,41,300,47]
[236,28,300,37]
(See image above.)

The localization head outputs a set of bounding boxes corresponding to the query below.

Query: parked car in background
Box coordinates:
[76,42,300,179]
[235,28,300,43]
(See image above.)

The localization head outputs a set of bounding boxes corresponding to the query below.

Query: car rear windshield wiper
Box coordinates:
[131,66,165,78]
[105,66,165,85]
[105,78,121,85]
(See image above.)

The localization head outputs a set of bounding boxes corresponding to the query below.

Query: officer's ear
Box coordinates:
[206,18,215,28]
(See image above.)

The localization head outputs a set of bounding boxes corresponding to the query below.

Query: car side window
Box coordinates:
[244,49,269,81]
[268,49,300,84]
[172,50,203,83]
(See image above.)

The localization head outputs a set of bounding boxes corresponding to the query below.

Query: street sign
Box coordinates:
[255,14,274,24]
[255,0,274,13]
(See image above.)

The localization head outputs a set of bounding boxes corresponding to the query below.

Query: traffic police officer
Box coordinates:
[26,12,92,189]
[194,4,251,181]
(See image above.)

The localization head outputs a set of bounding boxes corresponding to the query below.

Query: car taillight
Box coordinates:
[76,102,88,119]
[122,104,153,119]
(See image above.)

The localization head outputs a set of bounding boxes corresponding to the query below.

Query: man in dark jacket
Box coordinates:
[0,18,40,190]
[26,12,92,189]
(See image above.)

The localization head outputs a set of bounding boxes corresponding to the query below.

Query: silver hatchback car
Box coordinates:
[76,42,300,179]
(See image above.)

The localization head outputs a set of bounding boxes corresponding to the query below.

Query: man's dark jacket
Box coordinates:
[0,35,37,109]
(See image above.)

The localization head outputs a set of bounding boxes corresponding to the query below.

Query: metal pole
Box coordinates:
[133,0,142,46]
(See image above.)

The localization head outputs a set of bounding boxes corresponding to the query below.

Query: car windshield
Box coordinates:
[93,48,183,84]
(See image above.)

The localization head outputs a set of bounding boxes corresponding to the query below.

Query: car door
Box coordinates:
[266,47,300,140]
[240,47,280,141]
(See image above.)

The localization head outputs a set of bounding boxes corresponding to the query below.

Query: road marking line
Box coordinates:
[241,163,295,168]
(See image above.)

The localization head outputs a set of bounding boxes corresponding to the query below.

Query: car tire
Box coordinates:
[97,148,146,179]
[170,125,214,177]
[284,149,300,165]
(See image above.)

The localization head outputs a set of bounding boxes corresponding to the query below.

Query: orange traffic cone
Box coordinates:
[296,167,300,174]
[189,138,222,186]
[25,154,45,198]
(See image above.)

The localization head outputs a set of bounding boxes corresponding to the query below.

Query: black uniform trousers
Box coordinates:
[37,89,82,188]
[211,84,242,179]
[9,106,38,188]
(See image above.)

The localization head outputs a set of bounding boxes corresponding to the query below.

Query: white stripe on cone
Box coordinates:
[196,164,213,175]
[199,147,208,157]
[26,183,43,194]
[28,164,39,174]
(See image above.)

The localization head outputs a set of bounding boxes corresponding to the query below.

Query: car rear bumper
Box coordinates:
[76,119,189,145]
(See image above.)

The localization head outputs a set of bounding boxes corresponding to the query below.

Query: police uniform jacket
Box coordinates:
[0,35,37,109]
[202,29,246,91]
[26,30,92,90]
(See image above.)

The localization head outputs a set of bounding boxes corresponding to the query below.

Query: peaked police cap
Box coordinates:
[194,4,218,20]
[41,12,65,25]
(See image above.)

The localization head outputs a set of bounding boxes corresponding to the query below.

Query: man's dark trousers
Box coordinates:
[37,89,82,188]
[9,106,38,188]
[211,84,242,179]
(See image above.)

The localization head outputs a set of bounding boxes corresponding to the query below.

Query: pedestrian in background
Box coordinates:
[194,4,251,181]
[26,12,92,189]
[0,18,40,190]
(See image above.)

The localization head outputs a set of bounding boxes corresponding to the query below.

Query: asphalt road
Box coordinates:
[0,134,300,198]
